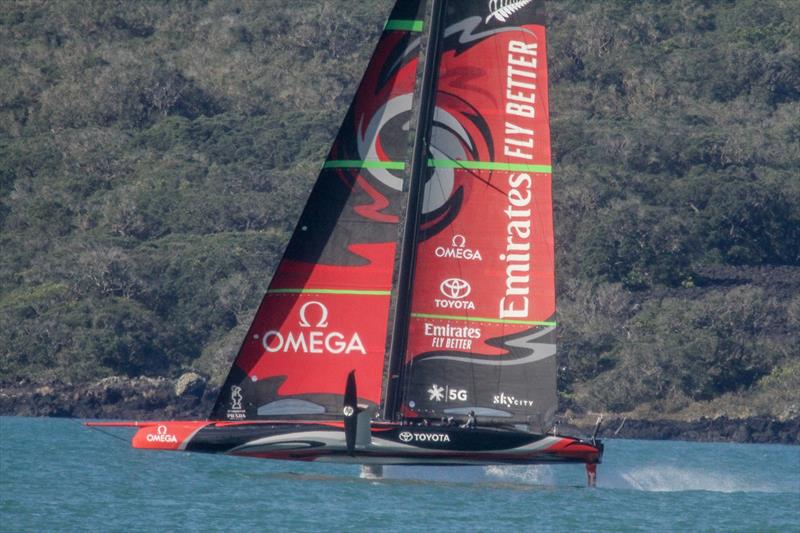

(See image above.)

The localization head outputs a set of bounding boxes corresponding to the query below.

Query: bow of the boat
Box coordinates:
[86,420,210,451]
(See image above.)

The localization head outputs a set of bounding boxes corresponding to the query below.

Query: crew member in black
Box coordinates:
[462,410,476,429]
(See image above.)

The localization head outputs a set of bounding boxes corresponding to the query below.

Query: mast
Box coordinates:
[382,0,445,421]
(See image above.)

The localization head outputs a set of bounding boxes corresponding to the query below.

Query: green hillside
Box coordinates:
[1,0,798,421]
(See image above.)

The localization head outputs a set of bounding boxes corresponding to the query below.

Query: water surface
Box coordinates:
[1,417,798,531]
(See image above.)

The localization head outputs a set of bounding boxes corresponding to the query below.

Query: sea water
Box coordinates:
[1,417,798,532]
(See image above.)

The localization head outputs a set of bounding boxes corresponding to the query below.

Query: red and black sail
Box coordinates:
[395,0,558,427]
[210,0,427,421]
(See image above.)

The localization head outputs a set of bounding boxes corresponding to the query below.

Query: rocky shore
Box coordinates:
[1,377,797,445]
[0,375,214,421]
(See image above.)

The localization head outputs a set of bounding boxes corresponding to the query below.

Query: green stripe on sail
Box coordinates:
[267,288,391,296]
[427,159,552,173]
[411,312,556,327]
[323,160,405,170]
[385,20,424,32]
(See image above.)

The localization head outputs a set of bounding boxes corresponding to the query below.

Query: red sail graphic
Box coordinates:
[400,1,557,426]
[211,0,427,421]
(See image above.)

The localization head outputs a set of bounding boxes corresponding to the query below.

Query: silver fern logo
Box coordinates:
[486,0,533,23]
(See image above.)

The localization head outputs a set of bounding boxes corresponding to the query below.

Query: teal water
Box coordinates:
[1,417,798,532]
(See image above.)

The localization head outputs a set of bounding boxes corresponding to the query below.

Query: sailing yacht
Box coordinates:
[89,0,603,483]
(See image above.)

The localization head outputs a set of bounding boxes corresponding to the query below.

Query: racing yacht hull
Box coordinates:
[88,420,603,466]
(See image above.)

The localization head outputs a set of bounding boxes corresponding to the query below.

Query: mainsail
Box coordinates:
[389,0,557,427]
[211,0,557,429]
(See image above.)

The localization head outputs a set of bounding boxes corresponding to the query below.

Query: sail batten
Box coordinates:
[323,160,406,170]
[410,312,556,326]
[267,288,392,296]
[385,20,425,32]
[427,160,552,173]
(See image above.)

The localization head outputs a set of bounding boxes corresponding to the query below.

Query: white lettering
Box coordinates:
[325,332,345,354]
[408,433,451,443]
[434,246,483,261]
[493,392,535,408]
[508,40,538,56]
[435,299,476,310]
[263,330,283,353]
[308,331,323,353]
[262,329,366,355]
[286,332,308,353]
[504,41,538,158]
[347,333,366,354]
[146,433,178,443]
[506,102,534,119]
[423,323,482,339]
[499,173,533,319]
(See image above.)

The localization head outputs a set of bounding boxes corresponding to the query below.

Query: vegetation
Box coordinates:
[1,0,798,420]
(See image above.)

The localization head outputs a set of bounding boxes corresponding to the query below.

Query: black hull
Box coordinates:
[115,420,603,466]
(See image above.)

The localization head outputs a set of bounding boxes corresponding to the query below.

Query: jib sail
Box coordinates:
[396,0,558,427]
[211,0,427,421]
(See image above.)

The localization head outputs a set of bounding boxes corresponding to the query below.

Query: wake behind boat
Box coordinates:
[88,0,603,485]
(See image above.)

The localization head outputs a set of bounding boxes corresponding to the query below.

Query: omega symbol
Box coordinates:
[298,301,329,328]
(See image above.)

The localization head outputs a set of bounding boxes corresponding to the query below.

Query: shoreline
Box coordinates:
[1,378,797,445]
